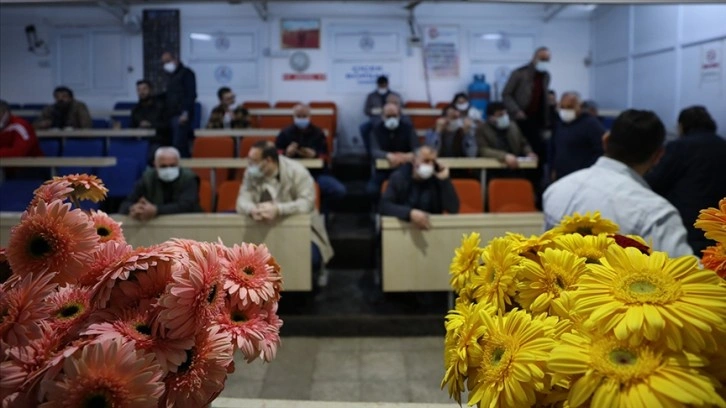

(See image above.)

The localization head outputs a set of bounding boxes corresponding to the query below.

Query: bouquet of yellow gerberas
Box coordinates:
[442,204,726,408]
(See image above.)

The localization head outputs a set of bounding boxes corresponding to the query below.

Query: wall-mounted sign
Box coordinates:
[329,62,402,93]
[214,65,233,84]
[423,25,460,78]
[281,19,321,49]
[283,73,326,81]
[289,51,311,73]
[701,42,722,84]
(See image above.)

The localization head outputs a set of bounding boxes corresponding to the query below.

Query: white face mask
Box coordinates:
[377,87,388,95]
[384,117,400,130]
[456,102,469,111]
[535,61,549,72]
[163,62,177,73]
[447,118,463,132]
[416,163,435,180]
[157,167,180,182]
[294,117,310,129]
[559,109,577,123]
[246,164,263,179]
[495,114,510,130]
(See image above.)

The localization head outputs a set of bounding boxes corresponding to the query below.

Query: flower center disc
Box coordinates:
[629,280,657,294]
[609,349,637,366]
[57,304,82,319]
[82,392,112,408]
[97,227,111,237]
[29,235,52,258]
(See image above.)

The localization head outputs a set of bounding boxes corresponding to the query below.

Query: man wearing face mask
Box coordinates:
[427,105,477,158]
[380,146,459,230]
[0,100,43,158]
[364,76,402,118]
[368,103,419,195]
[548,91,605,182]
[160,51,197,158]
[236,141,335,286]
[34,86,92,130]
[275,104,346,210]
[475,102,536,168]
[119,146,202,220]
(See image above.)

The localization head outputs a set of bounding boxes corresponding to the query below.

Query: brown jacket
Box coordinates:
[502,63,551,126]
[34,100,92,129]
[475,122,533,160]
[235,155,334,263]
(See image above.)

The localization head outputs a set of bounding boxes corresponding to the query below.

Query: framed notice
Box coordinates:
[422,25,460,78]
[281,19,321,49]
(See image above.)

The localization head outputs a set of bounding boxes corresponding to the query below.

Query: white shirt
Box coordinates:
[543,157,693,257]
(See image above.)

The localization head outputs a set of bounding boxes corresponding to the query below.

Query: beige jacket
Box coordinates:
[235,155,334,263]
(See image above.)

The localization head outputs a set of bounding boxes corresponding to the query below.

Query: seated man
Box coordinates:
[549,91,606,181]
[34,86,92,130]
[275,104,346,210]
[646,106,726,253]
[236,141,334,283]
[427,105,477,158]
[368,103,419,194]
[206,106,226,129]
[119,146,202,220]
[207,87,237,129]
[231,105,251,129]
[476,102,537,168]
[544,109,693,257]
[380,146,459,230]
[131,79,164,129]
[364,75,402,118]
[0,100,43,158]
[360,93,410,156]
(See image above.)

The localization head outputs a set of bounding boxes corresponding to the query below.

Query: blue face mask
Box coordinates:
[247,164,263,179]
[294,117,310,129]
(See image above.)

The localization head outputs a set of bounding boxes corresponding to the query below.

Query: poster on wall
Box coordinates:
[422,25,460,78]
[329,61,402,93]
[281,19,321,49]
[700,42,722,86]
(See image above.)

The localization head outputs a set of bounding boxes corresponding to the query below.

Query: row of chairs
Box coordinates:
[198,179,321,214]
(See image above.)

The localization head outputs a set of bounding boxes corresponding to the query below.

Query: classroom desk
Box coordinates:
[193,128,329,153]
[0,157,117,177]
[247,108,334,116]
[380,213,544,292]
[0,213,313,291]
[370,107,441,116]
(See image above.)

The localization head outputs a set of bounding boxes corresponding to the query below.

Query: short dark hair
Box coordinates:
[53,86,73,98]
[678,105,716,134]
[606,109,665,166]
[376,76,388,86]
[440,104,456,117]
[252,140,279,162]
[486,102,506,117]
[451,92,468,105]
[136,79,152,88]
[217,87,232,100]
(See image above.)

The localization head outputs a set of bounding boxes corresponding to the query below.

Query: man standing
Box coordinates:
[161,51,197,158]
[549,91,606,181]
[544,109,693,257]
[34,86,92,130]
[502,47,552,185]
[119,146,202,220]
[275,104,346,211]
[380,146,459,230]
[364,76,402,118]
[0,100,43,157]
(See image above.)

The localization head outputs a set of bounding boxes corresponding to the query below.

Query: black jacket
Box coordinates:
[163,63,197,120]
[369,120,419,159]
[275,123,328,158]
[131,97,165,129]
[645,131,726,253]
[549,113,606,180]
[119,168,202,215]
[380,163,459,220]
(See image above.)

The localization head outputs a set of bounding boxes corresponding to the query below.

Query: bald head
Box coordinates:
[293,104,310,118]
[382,103,400,118]
[559,91,581,110]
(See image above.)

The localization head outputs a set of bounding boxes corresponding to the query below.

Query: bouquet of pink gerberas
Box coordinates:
[0,174,283,408]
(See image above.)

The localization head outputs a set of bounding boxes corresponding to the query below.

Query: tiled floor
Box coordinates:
[219,336,458,405]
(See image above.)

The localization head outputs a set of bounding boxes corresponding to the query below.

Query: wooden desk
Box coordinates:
[0,213,313,291]
[371,108,440,116]
[180,158,323,169]
[375,157,536,170]
[247,108,334,116]
[381,213,544,292]
[194,129,280,138]
[0,157,117,177]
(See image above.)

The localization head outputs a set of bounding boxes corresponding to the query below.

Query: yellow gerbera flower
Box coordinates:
[505,231,555,260]
[469,238,523,313]
[695,197,726,244]
[467,309,555,408]
[551,211,619,236]
[553,233,614,264]
[449,233,483,293]
[517,248,587,316]
[575,245,726,352]
[548,332,726,407]
[47,174,108,203]
[441,301,495,403]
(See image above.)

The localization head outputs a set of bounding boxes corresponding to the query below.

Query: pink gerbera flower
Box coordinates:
[161,325,233,408]
[88,210,126,244]
[259,302,283,362]
[47,174,108,203]
[158,243,225,339]
[0,272,56,347]
[0,247,12,287]
[39,338,164,408]
[215,301,268,361]
[222,243,281,307]
[6,200,98,284]
[30,179,73,207]
[76,241,134,289]
[46,286,94,341]
[83,306,193,373]
[109,258,175,311]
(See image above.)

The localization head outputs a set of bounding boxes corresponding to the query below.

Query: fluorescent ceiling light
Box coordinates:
[481,33,503,40]
[190,33,213,41]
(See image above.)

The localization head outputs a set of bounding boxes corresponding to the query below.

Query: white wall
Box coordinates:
[0,2,592,153]
[591,4,726,134]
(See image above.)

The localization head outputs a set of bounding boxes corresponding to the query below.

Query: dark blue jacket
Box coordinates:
[646,131,726,253]
[380,163,459,220]
[163,63,197,120]
[549,113,605,179]
[369,120,419,159]
[275,123,328,158]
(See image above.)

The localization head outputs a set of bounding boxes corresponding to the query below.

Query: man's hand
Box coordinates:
[257,202,279,221]
[139,120,152,128]
[387,152,402,167]
[435,163,450,180]
[132,197,157,221]
[298,147,317,158]
[514,111,526,120]
[250,207,265,221]
[179,112,189,124]
[504,154,519,169]
[285,142,299,157]
[435,117,447,133]
[409,209,431,230]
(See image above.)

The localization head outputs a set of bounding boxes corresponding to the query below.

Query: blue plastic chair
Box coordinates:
[0,180,44,211]
[39,139,62,157]
[108,139,149,178]
[97,157,141,199]
[193,102,202,129]
[59,138,105,175]
[92,119,110,129]
[112,102,136,128]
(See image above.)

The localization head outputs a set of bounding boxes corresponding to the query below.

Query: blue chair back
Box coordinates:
[112,102,135,128]
[193,102,202,129]
[59,138,105,175]
[92,119,111,129]
[0,180,43,211]
[97,157,142,199]
[108,139,149,175]
[39,139,62,157]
